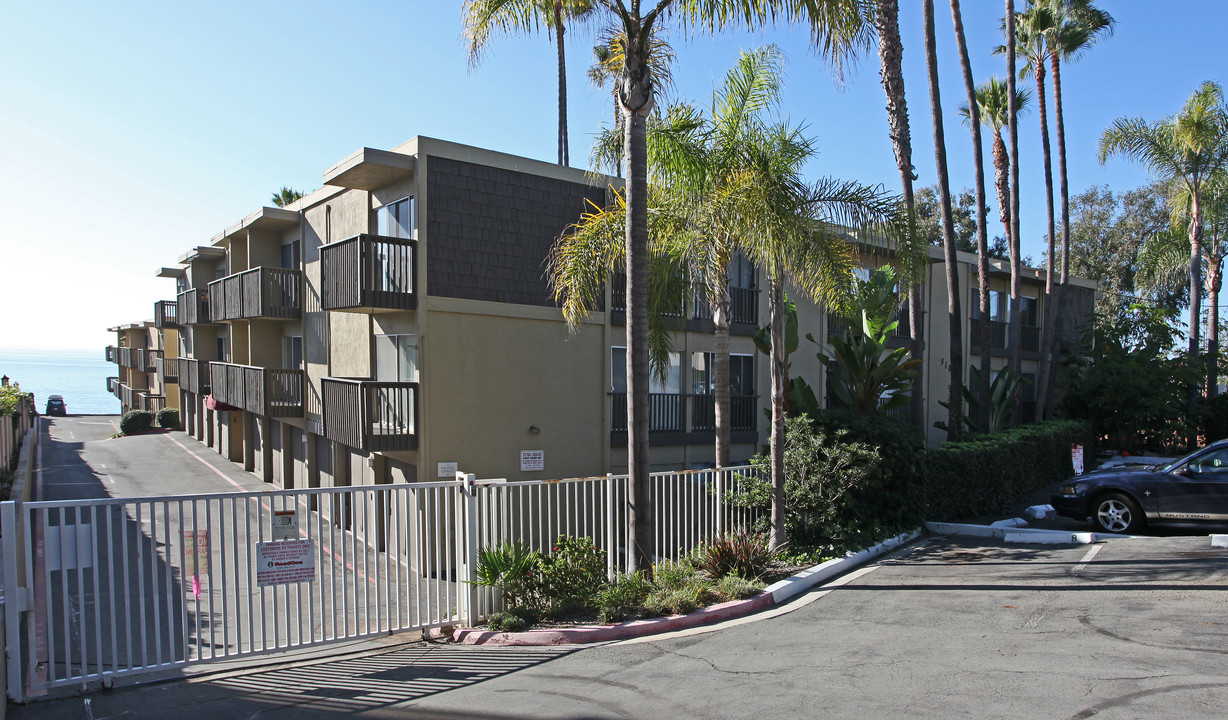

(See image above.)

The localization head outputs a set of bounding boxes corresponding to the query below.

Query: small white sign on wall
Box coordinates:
[520,450,544,472]
[438,461,458,478]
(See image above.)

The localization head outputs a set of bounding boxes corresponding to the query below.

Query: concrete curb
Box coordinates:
[926,521,1144,544]
[446,528,923,647]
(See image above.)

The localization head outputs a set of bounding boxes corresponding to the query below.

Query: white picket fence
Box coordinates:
[2,466,763,701]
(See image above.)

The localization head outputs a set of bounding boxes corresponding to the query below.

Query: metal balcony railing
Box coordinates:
[688,394,758,433]
[610,274,759,326]
[320,234,417,312]
[321,378,418,451]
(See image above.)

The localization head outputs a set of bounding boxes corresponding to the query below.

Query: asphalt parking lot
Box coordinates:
[14,531,1228,720]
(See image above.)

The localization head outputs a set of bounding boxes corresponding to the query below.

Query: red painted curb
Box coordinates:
[448,591,776,646]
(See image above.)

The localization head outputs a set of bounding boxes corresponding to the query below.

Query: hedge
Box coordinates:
[918,420,1091,521]
[156,408,180,430]
[119,410,154,435]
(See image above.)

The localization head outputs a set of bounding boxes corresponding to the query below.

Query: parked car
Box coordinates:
[1052,439,1228,533]
[46,395,66,416]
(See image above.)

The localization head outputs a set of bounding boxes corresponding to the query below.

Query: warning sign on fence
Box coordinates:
[255,538,315,587]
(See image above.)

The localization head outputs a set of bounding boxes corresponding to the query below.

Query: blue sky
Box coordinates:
[1,1,1224,350]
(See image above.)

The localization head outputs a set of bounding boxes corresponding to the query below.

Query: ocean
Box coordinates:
[0,348,121,415]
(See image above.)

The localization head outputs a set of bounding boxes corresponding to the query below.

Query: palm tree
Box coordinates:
[720,124,904,547]
[1038,0,1114,414]
[958,79,1030,246]
[922,0,963,439]
[1100,81,1228,413]
[270,187,302,208]
[949,0,991,430]
[1137,176,1228,395]
[1004,0,1024,384]
[1005,1,1059,420]
[515,1,874,572]
[463,0,596,166]
[872,0,927,430]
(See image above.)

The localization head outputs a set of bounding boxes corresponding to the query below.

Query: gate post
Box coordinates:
[2,501,25,703]
[605,474,615,580]
[457,472,478,627]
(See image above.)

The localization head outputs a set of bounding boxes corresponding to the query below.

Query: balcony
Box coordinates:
[610,274,759,329]
[828,314,912,343]
[141,394,165,413]
[321,378,418,451]
[689,394,758,433]
[116,347,135,369]
[320,234,417,313]
[107,377,118,397]
[137,348,162,373]
[177,287,213,325]
[106,346,118,363]
[177,358,211,395]
[155,356,178,386]
[118,383,140,409]
[969,321,1041,354]
[209,362,304,417]
[207,267,303,322]
[154,300,179,329]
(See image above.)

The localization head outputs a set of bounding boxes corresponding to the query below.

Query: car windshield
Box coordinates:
[1160,446,1216,473]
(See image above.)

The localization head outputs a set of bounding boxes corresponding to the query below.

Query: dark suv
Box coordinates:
[46,395,66,416]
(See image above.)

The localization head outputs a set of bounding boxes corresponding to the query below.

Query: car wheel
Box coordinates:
[1092,492,1143,534]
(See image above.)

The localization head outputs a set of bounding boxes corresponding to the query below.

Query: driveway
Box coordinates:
[13,533,1228,719]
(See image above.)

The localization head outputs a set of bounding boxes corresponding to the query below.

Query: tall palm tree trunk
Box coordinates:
[923,0,963,440]
[1046,52,1072,415]
[620,47,655,573]
[1189,190,1205,417]
[554,1,569,166]
[768,276,788,549]
[1032,62,1059,420]
[1005,1,1023,397]
[714,272,732,468]
[1210,260,1222,398]
[874,0,925,430]
[991,133,1012,242]
[950,0,990,430]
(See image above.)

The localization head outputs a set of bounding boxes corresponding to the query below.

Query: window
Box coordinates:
[281,240,301,270]
[378,197,413,239]
[1019,296,1039,326]
[970,289,1008,322]
[283,336,303,370]
[610,347,680,394]
[691,353,755,396]
[375,334,417,382]
[216,334,228,363]
[731,252,756,290]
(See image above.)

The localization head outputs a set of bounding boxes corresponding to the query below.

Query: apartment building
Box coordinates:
[106,302,180,416]
[106,136,1094,488]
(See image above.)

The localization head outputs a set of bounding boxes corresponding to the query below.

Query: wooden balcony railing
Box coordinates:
[106,346,118,363]
[177,358,211,395]
[136,348,162,373]
[155,356,178,385]
[141,394,166,413]
[107,377,119,396]
[321,378,418,451]
[116,347,135,369]
[118,383,140,409]
[177,287,212,325]
[209,362,304,417]
[320,234,417,312]
[689,394,758,433]
[154,300,179,329]
[207,267,303,321]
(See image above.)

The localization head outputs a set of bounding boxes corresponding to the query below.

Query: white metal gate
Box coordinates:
[2,466,762,701]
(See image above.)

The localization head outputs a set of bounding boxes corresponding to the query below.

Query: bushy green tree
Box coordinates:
[1060,304,1201,453]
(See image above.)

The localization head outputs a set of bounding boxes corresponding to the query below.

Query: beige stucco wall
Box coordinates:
[420,299,605,482]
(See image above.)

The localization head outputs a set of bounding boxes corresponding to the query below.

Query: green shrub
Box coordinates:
[156,408,180,430]
[696,529,778,580]
[486,608,535,633]
[0,383,31,417]
[119,410,155,435]
[536,536,606,615]
[474,541,540,610]
[920,419,1091,520]
[711,574,764,602]
[595,572,652,623]
[1199,394,1228,444]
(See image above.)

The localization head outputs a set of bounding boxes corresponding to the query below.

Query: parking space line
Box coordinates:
[1070,543,1103,576]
